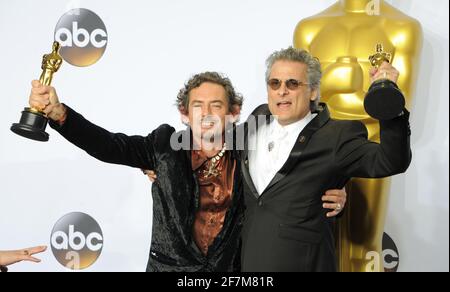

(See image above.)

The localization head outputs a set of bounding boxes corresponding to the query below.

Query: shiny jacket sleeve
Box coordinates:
[335,110,412,178]
[49,105,158,170]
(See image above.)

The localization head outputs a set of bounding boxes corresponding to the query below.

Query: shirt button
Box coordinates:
[258,201,263,207]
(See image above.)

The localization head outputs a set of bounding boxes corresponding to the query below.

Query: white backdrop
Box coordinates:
[0,0,448,272]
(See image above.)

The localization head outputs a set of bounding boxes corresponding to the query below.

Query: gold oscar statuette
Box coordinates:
[365,44,405,120]
[11,41,63,142]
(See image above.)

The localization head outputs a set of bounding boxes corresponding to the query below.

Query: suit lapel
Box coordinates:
[241,104,272,199]
[241,158,259,199]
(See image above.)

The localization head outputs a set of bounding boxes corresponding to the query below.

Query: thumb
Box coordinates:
[48,87,60,105]
[31,80,42,88]
[24,256,41,263]
[369,67,378,77]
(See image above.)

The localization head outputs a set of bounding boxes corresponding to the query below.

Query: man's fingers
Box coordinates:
[145,171,157,178]
[327,211,339,218]
[324,202,343,217]
[31,80,42,88]
[48,86,58,101]
[30,100,48,111]
[373,70,398,83]
[148,173,157,182]
[14,246,46,263]
[30,100,47,110]
[142,169,157,182]
[322,195,335,202]
[30,93,50,110]
[324,189,342,196]
[371,61,400,83]
[372,70,386,80]
[322,195,342,203]
[43,104,55,115]
[22,256,41,263]
[39,95,51,105]
[378,61,391,70]
[31,86,49,95]
[30,92,50,102]
[27,246,47,255]
[323,203,340,209]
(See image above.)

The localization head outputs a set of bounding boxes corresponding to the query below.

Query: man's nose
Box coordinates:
[277,83,289,96]
[203,105,212,116]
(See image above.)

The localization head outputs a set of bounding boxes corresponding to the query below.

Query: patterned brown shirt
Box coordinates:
[191,150,236,255]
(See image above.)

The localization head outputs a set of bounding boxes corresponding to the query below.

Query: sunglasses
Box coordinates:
[267,78,310,91]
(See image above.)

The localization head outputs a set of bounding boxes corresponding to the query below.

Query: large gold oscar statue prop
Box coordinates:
[294,0,422,271]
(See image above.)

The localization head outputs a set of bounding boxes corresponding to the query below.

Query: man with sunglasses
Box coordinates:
[240,47,411,272]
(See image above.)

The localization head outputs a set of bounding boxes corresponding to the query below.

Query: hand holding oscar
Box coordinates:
[11,41,63,142]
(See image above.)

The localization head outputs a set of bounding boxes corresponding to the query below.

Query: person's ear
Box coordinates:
[229,105,241,123]
[179,107,190,126]
[310,89,319,102]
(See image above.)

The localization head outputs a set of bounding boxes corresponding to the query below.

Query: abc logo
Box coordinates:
[50,212,103,270]
[382,232,399,272]
[54,8,107,67]
[365,232,400,272]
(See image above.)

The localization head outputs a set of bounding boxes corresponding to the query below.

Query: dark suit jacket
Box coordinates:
[240,103,411,272]
[49,105,244,272]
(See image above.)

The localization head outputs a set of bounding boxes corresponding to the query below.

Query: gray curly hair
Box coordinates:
[265,47,322,110]
[176,71,244,114]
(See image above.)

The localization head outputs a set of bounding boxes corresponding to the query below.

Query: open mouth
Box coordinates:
[201,121,215,128]
[200,117,218,129]
[277,101,292,109]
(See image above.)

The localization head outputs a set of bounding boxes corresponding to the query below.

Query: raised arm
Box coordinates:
[335,113,411,179]
[335,63,412,178]
[29,80,157,170]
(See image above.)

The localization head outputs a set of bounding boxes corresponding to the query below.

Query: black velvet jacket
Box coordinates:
[49,106,244,272]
